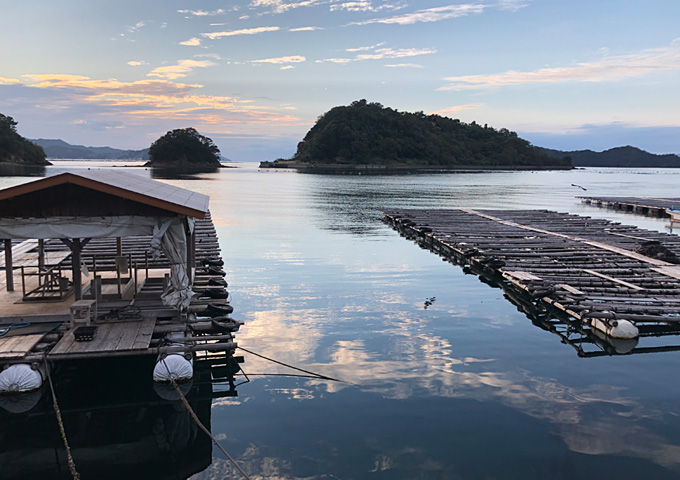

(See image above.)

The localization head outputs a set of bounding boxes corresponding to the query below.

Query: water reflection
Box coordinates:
[150,165,222,180]
[0,357,240,479]
[0,163,47,177]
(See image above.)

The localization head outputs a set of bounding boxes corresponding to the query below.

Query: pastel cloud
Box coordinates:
[352,4,486,25]
[177,8,225,16]
[289,26,322,31]
[147,59,215,80]
[250,0,324,14]
[384,63,423,68]
[180,37,201,46]
[319,45,436,63]
[202,26,279,40]
[252,55,306,64]
[18,74,301,129]
[0,77,20,85]
[127,61,146,66]
[330,1,404,12]
[439,39,680,91]
[430,104,483,116]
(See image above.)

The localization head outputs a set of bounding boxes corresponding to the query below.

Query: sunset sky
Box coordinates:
[1,0,679,161]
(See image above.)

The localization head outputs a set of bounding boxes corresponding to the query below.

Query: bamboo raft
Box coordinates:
[578,196,680,218]
[384,208,680,342]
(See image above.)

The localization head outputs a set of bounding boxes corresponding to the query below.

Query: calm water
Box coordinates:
[3,162,680,479]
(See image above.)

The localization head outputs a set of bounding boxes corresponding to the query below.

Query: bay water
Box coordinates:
[3,162,680,479]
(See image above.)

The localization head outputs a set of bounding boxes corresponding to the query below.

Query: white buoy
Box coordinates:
[589,318,638,339]
[153,354,194,383]
[0,364,45,393]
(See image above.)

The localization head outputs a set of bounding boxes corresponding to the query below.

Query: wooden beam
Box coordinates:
[4,239,13,292]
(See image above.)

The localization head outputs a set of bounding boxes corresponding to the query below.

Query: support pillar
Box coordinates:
[38,239,45,271]
[72,238,82,301]
[4,239,13,292]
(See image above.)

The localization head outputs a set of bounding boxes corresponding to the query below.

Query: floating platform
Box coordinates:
[578,196,680,218]
[385,208,680,342]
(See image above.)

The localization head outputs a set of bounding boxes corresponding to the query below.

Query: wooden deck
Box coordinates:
[49,317,156,359]
[0,211,236,365]
[385,208,680,343]
[578,196,680,218]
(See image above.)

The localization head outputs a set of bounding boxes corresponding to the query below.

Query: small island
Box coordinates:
[261,100,571,173]
[0,114,50,166]
[146,127,222,172]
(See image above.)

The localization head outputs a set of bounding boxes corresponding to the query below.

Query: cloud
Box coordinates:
[147,59,215,80]
[126,21,147,33]
[319,45,436,63]
[250,0,325,14]
[17,74,302,131]
[330,1,405,12]
[280,66,295,70]
[439,38,680,91]
[347,42,385,52]
[202,26,279,39]
[355,47,436,60]
[384,63,423,68]
[0,77,20,85]
[289,26,322,31]
[177,8,225,16]
[352,4,487,25]
[127,61,146,66]
[179,37,201,46]
[430,104,483,116]
[252,55,306,64]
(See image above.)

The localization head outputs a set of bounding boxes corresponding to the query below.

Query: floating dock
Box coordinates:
[385,208,680,342]
[0,171,241,392]
[578,196,680,218]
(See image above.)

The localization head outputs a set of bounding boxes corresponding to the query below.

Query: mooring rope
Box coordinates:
[160,358,251,480]
[237,346,344,383]
[45,361,80,480]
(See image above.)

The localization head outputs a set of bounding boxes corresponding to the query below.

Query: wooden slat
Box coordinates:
[582,269,645,290]
[0,334,43,359]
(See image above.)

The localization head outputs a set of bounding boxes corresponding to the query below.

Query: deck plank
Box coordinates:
[0,334,44,359]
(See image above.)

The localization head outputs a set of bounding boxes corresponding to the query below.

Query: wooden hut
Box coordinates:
[0,171,238,394]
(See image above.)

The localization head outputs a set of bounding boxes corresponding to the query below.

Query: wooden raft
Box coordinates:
[578,196,680,218]
[384,208,680,327]
[48,317,156,359]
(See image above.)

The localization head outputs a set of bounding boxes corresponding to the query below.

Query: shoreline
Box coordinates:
[259,161,574,174]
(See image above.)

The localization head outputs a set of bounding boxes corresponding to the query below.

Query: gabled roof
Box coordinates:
[0,170,209,218]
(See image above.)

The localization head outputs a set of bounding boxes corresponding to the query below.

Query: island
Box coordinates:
[0,114,50,166]
[31,138,150,160]
[146,127,222,172]
[260,100,571,173]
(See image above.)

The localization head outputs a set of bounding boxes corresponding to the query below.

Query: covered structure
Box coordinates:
[0,170,209,309]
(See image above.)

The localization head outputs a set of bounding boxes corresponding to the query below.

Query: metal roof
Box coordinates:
[0,170,209,219]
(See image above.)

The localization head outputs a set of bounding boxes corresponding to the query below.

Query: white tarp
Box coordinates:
[149,217,196,311]
[0,216,172,239]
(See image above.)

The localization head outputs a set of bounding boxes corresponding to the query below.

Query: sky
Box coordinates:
[1,0,679,161]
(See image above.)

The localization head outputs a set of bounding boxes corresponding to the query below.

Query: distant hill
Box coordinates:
[32,139,150,160]
[270,100,570,169]
[539,145,680,167]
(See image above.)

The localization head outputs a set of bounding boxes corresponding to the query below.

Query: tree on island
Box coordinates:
[0,113,49,165]
[148,127,221,167]
[282,100,570,168]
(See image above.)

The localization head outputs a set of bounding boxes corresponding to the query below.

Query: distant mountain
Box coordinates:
[539,145,680,167]
[31,139,150,160]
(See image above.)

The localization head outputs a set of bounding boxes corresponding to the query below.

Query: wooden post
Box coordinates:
[94,275,102,303]
[186,227,195,285]
[4,239,13,292]
[72,238,82,300]
[38,239,45,271]
[116,237,122,256]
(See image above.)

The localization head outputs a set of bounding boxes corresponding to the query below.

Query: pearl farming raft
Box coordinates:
[384,208,680,343]
[0,171,241,394]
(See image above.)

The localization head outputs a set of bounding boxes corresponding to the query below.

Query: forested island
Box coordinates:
[540,146,680,168]
[0,114,49,165]
[146,127,222,171]
[261,100,571,172]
